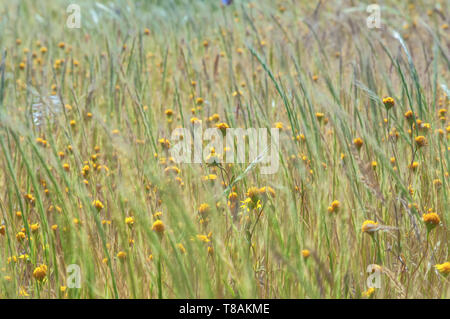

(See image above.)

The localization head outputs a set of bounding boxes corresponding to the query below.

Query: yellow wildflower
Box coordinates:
[362,220,379,234]
[33,264,48,281]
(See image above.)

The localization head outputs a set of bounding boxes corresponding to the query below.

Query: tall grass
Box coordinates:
[0,0,448,298]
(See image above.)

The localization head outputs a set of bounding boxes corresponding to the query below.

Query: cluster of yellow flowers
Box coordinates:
[327,200,340,213]
[32,264,48,281]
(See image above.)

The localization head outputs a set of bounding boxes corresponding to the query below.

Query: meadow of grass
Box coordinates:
[0,0,448,299]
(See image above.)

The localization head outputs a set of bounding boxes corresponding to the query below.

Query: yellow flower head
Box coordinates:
[92,200,104,211]
[0,225,5,236]
[196,234,210,243]
[315,112,325,121]
[16,231,26,241]
[274,122,283,130]
[240,197,261,212]
[125,216,135,226]
[259,186,276,199]
[422,212,440,230]
[382,97,395,110]
[408,162,419,171]
[19,287,30,297]
[353,138,363,150]
[198,203,210,216]
[404,110,414,122]
[435,262,450,276]
[30,223,40,233]
[190,117,201,125]
[215,122,230,134]
[33,264,48,281]
[152,220,165,234]
[301,249,310,259]
[117,251,127,260]
[361,220,379,234]
[81,165,90,176]
[210,113,220,122]
[8,256,18,263]
[228,192,238,202]
[371,161,378,169]
[327,200,340,213]
[177,243,186,254]
[158,138,170,149]
[362,287,375,298]
[414,136,427,148]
